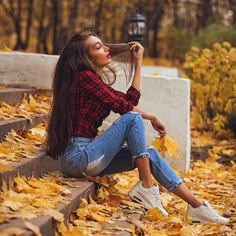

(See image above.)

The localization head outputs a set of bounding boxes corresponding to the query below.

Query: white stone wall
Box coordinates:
[0,52,58,89]
[104,74,191,172]
[142,65,179,77]
[0,52,190,172]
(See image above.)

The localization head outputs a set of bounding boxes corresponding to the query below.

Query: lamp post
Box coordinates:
[128,10,146,44]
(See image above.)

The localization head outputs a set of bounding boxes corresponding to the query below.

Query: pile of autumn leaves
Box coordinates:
[0,92,235,235]
[0,92,50,171]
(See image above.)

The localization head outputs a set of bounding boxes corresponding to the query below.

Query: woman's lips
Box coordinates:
[106,53,111,59]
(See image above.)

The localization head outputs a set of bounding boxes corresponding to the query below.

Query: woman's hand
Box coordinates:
[151,116,167,138]
[128,42,144,64]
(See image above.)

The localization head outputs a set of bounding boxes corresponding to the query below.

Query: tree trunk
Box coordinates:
[229,0,236,24]
[14,0,23,49]
[36,0,47,53]
[0,0,33,50]
[94,0,104,35]
[22,0,33,49]
[148,0,165,57]
[196,0,212,31]
[51,0,61,54]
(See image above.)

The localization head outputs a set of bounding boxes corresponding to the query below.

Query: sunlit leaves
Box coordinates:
[184,42,236,137]
[0,125,45,165]
[61,138,235,235]
[0,174,71,229]
[0,46,12,52]
[0,93,51,121]
[152,135,180,158]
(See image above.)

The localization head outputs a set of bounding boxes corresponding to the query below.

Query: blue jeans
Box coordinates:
[61,112,182,191]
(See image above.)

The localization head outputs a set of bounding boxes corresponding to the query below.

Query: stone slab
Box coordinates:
[0,52,58,89]
[0,52,178,89]
[142,65,179,77]
[0,180,96,236]
[106,75,191,172]
[0,52,190,172]
[0,114,48,142]
[0,87,36,105]
[141,75,191,172]
[0,151,61,188]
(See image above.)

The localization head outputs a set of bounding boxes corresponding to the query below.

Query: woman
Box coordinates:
[47,32,229,224]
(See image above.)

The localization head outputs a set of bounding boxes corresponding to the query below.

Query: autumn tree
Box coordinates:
[0,0,235,57]
[0,0,34,50]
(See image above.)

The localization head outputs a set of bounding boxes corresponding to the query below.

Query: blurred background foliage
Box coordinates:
[0,0,235,59]
[0,0,235,137]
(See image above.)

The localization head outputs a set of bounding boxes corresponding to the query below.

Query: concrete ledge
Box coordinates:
[0,114,48,142]
[142,65,179,76]
[0,180,96,236]
[0,52,190,172]
[0,151,61,188]
[0,87,36,105]
[107,75,191,172]
[0,52,58,89]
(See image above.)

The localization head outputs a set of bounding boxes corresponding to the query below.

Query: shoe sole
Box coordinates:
[190,216,229,224]
[128,190,168,216]
[128,190,151,209]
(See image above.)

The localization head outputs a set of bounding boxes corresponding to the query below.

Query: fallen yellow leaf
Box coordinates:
[151,135,180,158]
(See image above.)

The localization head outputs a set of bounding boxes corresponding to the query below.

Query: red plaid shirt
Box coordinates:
[70,70,141,138]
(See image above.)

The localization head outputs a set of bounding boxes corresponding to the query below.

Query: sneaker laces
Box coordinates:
[203,201,221,218]
[151,185,162,204]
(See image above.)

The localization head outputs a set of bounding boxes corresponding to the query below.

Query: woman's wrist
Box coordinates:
[135,59,143,66]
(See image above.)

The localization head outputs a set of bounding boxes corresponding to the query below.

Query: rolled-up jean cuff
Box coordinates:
[168,179,183,192]
[132,152,150,163]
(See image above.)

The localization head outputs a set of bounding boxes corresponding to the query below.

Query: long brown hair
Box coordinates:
[46,32,134,159]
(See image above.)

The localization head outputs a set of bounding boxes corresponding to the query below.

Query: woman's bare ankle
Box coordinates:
[141,181,153,188]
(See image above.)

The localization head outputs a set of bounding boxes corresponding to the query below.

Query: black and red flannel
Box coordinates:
[70,70,141,138]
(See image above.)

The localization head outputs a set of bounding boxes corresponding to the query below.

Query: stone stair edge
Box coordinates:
[0,180,96,236]
[0,87,37,105]
[0,114,49,142]
[0,151,60,189]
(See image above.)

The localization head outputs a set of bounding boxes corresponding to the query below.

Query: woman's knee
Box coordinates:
[124,111,142,119]
[128,111,143,123]
[119,112,143,126]
[147,146,163,163]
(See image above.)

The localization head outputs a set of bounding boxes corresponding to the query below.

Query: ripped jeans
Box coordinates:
[61,112,182,191]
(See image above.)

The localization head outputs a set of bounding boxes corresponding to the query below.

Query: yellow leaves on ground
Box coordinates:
[0,164,12,172]
[0,124,46,165]
[0,227,29,236]
[0,174,71,225]
[152,135,180,158]
[0,92,51,121]
[76,198,117,223]
[151,72,159,76]
[57,172,145,235]
[60,138,235,235]
[0,46,12,52]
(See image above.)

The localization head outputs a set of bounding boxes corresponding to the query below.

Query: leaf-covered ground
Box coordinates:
[58,133,235,235]
[0,92,235,235]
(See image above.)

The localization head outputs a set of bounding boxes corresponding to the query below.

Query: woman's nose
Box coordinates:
[104,45,109,51]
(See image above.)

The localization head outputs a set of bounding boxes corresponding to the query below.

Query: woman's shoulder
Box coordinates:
[77,70,97,77]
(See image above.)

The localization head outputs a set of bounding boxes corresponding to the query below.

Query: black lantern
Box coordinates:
[128,10,146,43]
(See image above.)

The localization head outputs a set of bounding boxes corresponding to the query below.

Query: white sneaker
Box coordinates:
[128,181,168,216]
[187,201,230,224]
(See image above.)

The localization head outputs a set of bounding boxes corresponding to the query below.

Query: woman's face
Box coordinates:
[86,36,111,71]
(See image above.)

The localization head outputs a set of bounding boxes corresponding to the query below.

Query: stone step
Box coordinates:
[0,179,96,236]
[0,87,36,105]
[0,114,48,142]
[0,151,60,189]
